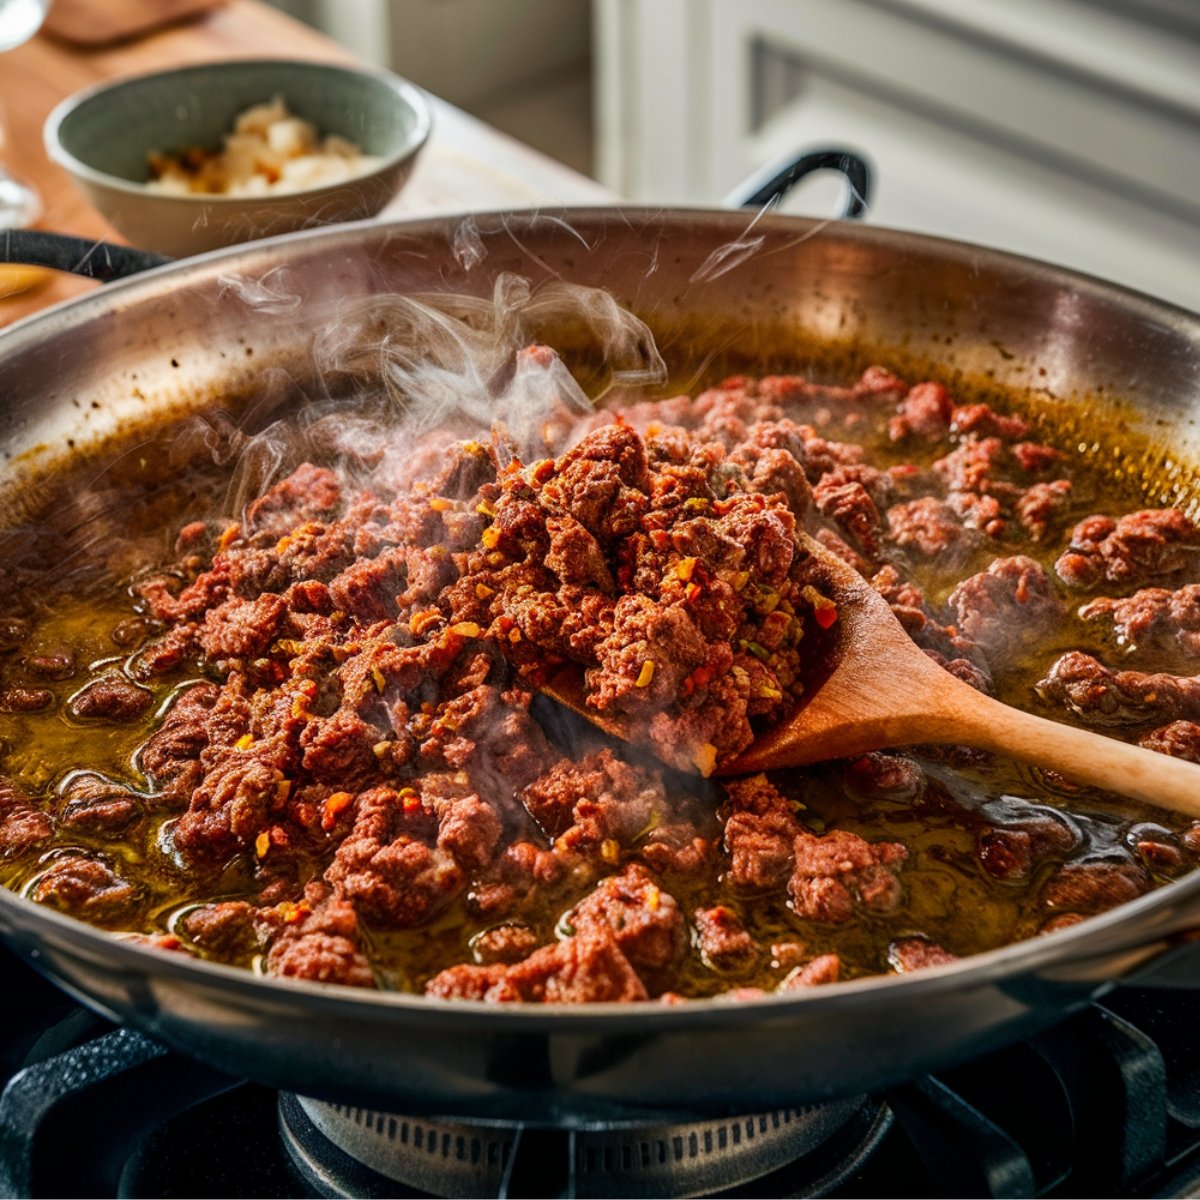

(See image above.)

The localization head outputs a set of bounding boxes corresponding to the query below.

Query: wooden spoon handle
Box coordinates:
[941,690,1200,820]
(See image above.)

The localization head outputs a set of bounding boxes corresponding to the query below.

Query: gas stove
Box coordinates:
[4,942,1200,1198]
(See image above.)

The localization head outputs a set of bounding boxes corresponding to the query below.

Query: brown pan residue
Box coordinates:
[2,350,1200,1004]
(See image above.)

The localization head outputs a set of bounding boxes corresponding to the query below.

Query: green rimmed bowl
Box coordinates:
[45,58,432,257]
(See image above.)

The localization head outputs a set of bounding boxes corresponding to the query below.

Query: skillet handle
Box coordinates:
[0,229,170,281]
[724,148,871,218]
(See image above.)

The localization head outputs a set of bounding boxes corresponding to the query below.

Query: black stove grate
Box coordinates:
[4,942,1200,1199]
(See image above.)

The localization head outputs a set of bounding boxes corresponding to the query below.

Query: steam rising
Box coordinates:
[211,272,667,519]
[217,266,304,314]
[315,273,664,430]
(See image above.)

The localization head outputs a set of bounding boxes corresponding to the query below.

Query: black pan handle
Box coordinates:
[1,229,171,281]
[725,148,871,219]
[0,152,871,282]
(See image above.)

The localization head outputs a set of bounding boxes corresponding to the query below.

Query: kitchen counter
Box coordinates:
[0,0,614,326]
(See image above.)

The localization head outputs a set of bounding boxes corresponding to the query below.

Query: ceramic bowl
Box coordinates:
[45,58,432,258]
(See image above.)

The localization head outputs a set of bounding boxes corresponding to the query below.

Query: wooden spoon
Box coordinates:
[542,532,1200,820]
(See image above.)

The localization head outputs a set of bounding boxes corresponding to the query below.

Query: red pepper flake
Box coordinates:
[801,585,839,629]
[321,791,354,831]
[685,581,702,603]
[276,900,311,925]
[815,604,839,629]
[216,523,240,553]
[254,831,271,859]
[409,609,442,637]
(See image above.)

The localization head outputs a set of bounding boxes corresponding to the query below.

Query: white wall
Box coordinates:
[266,0,590,103]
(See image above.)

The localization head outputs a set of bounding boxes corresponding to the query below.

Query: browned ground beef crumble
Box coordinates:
[3,361,1200,1003]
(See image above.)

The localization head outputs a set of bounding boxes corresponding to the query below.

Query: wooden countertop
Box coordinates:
[0,0,615,326]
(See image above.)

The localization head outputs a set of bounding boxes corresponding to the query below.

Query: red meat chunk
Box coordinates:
[1056,509,1200,590]
[1036,652,1200,725]
[788,830,907,923]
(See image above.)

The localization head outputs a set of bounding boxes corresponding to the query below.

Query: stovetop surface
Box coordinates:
[4,943,1200,1199]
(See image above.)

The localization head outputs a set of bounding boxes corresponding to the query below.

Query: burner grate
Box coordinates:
[282,1093,882,1198]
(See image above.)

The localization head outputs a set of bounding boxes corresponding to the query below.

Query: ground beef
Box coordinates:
[950,403,1032,441]
[30,855,137,922]
[468,839,579,921]
[521,749,665,845]
[948,556,1060,660]
[263,883,375,988]
[244,462,344,536]
[24,652,75,680]
[0,688,53,713]
[788,830,907,923]
[1126,822,1187,873]
[1056,509,1200,590]
[181,900,261,958]
[1080,585,1200,655]
[888,382,953,442]
[566,864,686,983]
[693,905,755,964]
[8,361,1191,1005]
[1036,652,1200,725]
[326,786,465,927]
[137,682,219,794]
[813,473,881,556]
[1016,480,1072,542]
[720,774,804,890]
[455,420,831,772]
[637,821,712,876]
[977,807,1079,882]
[923,650,993,694]
[888,937,957,972]
[68,675,153,721]
[872,565,983,666]
[426,929,648,1003]
[1139,721,1200,762]
[843,753,926,803]
[0,778,52,857]
[56,774,141,834]
[1042,861,1152,914]
[780,953,841,988]
[471,924,541,965]
[886,498,964,557]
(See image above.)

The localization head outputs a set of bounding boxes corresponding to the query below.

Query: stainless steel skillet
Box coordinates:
[1,208,1199,1123]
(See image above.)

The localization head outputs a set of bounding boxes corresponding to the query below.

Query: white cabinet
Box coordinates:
[595,0,1200,311]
